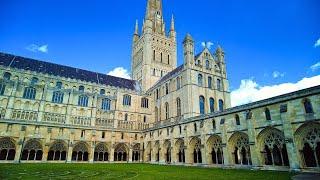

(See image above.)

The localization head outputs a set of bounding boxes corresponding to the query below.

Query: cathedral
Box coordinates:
[0,0,319,172]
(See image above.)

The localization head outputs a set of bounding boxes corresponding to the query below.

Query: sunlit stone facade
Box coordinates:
[0,0,319,172]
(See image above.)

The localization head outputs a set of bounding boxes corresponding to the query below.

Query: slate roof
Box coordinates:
[150,65,184,90]
[0,52,138,90]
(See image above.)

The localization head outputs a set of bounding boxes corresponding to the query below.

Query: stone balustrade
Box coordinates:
[43,112,66,124]
[70,116,91,126]
[11,109,38,121]
[96,118,114,128]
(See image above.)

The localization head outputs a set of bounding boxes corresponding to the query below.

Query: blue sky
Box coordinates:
[0,0,319,105]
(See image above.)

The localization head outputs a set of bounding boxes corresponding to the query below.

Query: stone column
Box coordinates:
[110,145,115,162]
[128,147,133,163]
[201,136,208,165]
[67,145,73,163]
[247,118,259,167]
[42,145,49,162]
[89,144,95,163]
[281,113,300,170]
[14,142,23,163]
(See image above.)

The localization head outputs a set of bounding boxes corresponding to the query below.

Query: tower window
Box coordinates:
[198,74,203,86]
[165,83,169,95]
[100,89,105,95]
[141,98,149,108]
[209,98,215,113]
[165,102,169,120]
[168,55,170,64]
[219,99,224,111]
[81,130,85,138]
[161,53,163,62]
[56,82,62,89]
[199,96,205,114]
[208,76,212,89]
[79,86,85,92]
[102,132,105,139]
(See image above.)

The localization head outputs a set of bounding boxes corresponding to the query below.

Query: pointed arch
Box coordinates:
[114,143,129,162]
[47,140,67,161]
[0,137,16,161]
[94,143,109,162]
[21,139,43,161]
[71,142,89,162]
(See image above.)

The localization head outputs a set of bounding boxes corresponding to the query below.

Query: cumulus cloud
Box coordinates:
[201,41,214,49]
[310,62,320,72]
[272,71,285,78]
[315,38,320,48]
[230,75,320,107]
[107,67,131,79]
[26,44,48,53]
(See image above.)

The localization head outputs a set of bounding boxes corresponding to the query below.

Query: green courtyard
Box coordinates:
[0,163,293,180]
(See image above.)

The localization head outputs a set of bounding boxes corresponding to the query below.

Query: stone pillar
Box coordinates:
[201,135,208,165]
[110,145,115,162]
[281,113,300,170]
[89,145,95,163]
[14,143,23,163]
[247,118,259,167]
[222,145,229,166]
[67,145,73,163]
[128,147,133,163]
[42,145,49,162]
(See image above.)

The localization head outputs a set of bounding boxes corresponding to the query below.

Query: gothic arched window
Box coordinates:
[101,98,111,111]
[141,98,149,108]
[56,82,62,89]
[177,77,181,90]
[265,108,271,121]
[218,99,224,111]
[198,74,203,86]
[23,87,36,100]
[208,76,212,89]
[303,99,314,114]
[177,98,182,117]
[210,98,215,113]
[206,60,210,69]
[217,79,221,90]
[3,72,11,80]
[235,115,240,125]
[100,89,105,95]
[78,95,89,107]
[52,91,64,104]
[165,102,169,120]
[79,86,85,92]
[199,96,205,115]
[123,95,131,106]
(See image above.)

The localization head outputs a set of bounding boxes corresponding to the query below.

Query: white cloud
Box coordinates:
[315,38,320,48]
[107,67,131,79]
[201,41,214,49]
[26,44,48,53]
[272,71,285,78]
[310,62,320,72]
[230,75,320,107]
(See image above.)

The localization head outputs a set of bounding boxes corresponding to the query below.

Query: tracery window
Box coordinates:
[114,143,128,161]
[193,139,202,163]
[261,129,289,166]
[123,95,131,106]
[101,98,111,111]
[21,139,43,161]
[0,138,15,161]
[47,141,67,161]
[94,143,109,162]
[209,136,223,164]
[231,133,251,165]
[52,91,64,104]
[78,95,89,107]
[141,98,149,108]
[209,98,215,113]
[23,87,36,100]
[71,142,89,162]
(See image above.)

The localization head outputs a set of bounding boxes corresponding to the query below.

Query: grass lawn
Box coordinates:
[0,163,293,180]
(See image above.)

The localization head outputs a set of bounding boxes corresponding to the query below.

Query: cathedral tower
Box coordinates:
[131,0,177,92]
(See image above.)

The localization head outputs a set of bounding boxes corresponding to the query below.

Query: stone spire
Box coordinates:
[170,15,175,31]
[133,20,140,42]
